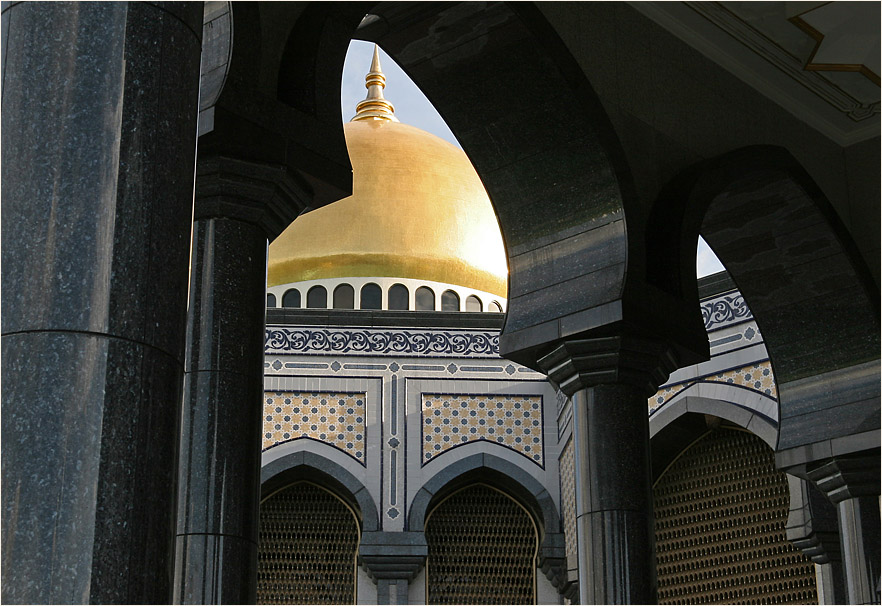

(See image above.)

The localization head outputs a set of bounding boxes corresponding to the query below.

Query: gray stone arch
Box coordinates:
[650,395,778,450]
[354,3,708,369]
[646,145,879,460]
[261,451,379,532]
[408,453,566,587]
[650,394,782,488]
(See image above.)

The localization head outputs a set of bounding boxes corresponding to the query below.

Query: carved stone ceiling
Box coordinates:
[630,1,880,145]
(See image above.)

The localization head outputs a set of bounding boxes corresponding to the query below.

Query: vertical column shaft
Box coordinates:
[1,3,202,603]
[171,156,310,604]
[539,336,678,604]
[173,217,269,604]
[838,495,880,604]
[572,384,656,604]
[804,452,881,606]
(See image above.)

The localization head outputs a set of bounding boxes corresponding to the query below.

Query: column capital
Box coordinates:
[805,450,881,504]
[358,532,428,582]
[536,335,680,397]
[785,474,842,565]
[194,155,314,240]
[537,532,567,590]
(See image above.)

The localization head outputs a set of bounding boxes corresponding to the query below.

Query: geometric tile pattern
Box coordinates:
[712,361,776,397]
[559,438,577,567]
[264,391,366,463]
[650,361,777,412]
[422,394,543,465]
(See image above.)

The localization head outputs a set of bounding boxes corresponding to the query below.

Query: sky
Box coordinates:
[341,40,726,278]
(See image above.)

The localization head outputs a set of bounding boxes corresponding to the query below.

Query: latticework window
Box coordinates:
[426,483,537,604]
[257,482,359,605]
[654,428,818,605]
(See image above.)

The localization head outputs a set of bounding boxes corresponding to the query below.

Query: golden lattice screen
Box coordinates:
[426,483,537,604]
[257,482,359,605]
[654,428,818,604]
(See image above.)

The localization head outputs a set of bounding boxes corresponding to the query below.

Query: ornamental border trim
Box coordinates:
[266,326,500,358]
[701,292,752,330]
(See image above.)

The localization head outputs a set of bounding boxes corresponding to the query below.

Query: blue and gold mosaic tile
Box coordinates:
[650,361,777,411]
[264,391,366,463]
[422,394,543,465]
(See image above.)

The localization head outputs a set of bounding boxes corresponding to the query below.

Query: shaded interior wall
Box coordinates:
[536,3,879,289]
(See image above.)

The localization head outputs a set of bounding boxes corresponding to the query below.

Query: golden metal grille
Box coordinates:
[426,483,537,605]
[257,482,358,605]
[654,428,818,605]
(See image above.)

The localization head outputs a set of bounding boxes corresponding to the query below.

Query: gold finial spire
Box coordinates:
[352,45,399,122]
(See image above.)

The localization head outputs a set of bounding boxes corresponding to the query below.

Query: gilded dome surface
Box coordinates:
[267,49,508,297]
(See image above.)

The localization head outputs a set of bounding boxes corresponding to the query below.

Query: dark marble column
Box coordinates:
[173,156,310,604]
[1,2,202,603]
[359,531,428,605]
[539,336,679,605]
[806,452,880,605]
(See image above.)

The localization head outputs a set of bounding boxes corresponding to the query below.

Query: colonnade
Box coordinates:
[1,3,878,604]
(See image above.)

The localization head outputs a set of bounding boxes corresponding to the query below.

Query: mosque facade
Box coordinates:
[1,3,878,606]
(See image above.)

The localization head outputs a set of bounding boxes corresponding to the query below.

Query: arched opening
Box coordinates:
[360,283,382,310]
[654,428,817,604]
[388,283,409,310]
[465,295,482,312]
[425,483,537,604]
[333,283,355,309]
[489,301,502,312]
[441,290,459,312]
[282,288,301,308]
[415,286,435,311]
[257,481,360,605]
[266,293,277,308]
[306,285,327,309]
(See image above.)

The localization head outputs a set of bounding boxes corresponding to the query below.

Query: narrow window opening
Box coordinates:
[361,283,382,310]
[441,290,460,312]
[333,284,355,309]
[465,295,482,312]
[416,286,435,311]
[282,289,301,308]
[388,284,409,310]
[307,286,327,309]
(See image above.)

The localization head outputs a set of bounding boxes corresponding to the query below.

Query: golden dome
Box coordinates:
[267,48,508,297]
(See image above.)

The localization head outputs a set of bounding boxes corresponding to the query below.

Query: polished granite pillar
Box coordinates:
[173,157,309,604]
[807,453,881,605]
[1,2,202,603]
[539,336,678,604]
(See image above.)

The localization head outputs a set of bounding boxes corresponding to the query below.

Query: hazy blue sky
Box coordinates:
[341,40,726,278]
[341,41,460,147]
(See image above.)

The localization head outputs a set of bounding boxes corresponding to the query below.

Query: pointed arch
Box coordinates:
[261,451,379,532]
[356,2,645,368]
[646,145,879,458]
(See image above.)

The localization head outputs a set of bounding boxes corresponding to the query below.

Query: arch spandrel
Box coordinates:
[649,145,880,460]
[355,2,712,370]
[200,3,364,219]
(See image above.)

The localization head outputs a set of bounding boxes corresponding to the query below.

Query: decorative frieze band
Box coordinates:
[266,326,500,358]
[701,291,752,330]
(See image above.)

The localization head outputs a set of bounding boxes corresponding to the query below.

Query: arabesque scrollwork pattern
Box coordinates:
[266,327,499,358]
[701,293,751,330]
